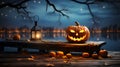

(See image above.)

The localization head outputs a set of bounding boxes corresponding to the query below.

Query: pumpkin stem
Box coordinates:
[75,21,80,26]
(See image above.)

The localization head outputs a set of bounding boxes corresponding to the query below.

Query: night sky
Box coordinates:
[0,0,120,28]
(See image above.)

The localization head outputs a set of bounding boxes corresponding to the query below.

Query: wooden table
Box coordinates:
[0,40,106,54]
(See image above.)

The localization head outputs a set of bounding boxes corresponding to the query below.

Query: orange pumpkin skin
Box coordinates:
[66,22,90,43]
[99,49,108,58]
[57,51,64,57]
[92,53,98,59]
[49,51,56,57]
[66,53,72,59]
[82,52,90,58]
[13,34,21,40]
[62,56,68,59]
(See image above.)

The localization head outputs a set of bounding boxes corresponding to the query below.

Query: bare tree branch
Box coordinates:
[0,0,30,9]
[45,0,69,18]
[0,0,119,25]
[95,0,120,3]
[0,0,31,18]
[71,0,95,4]
[71,0,97,24]
[86,4,96,23]
[96,0,120,13]
[71,0,120,26]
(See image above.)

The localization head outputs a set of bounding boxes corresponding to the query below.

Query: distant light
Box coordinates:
[24,17,26,20]
[97,38,100,41]
[25,3,28,6]
[102,6,106,8]
[107,35,109,39]
[38,1,41,4]
[1,13,4,16]
[33,0,37,3]
[1,2,5,4]
[9,10,12,12]
[13,8,15,10]
[91,22,94,24]
[6,6,8,8]
[80,8,83,11]
[5,14,8,17]
[14,16,17,19]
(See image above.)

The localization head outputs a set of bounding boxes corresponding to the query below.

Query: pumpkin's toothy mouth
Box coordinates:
[68,35,86,41]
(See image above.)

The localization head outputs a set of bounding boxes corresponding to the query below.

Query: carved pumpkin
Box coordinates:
[66,22,90,43]
[99,49,108,58]
[92,53,98,59]
[13,34,21,40]
[82,52,90,58]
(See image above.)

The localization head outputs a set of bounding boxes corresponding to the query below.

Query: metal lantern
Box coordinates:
[31,21,41,40]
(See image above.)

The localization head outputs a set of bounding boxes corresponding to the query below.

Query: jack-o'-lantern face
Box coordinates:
[66,22,90,43]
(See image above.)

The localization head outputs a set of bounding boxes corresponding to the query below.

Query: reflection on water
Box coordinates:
[42,32,66,41]
[0,32,30,40]
[101,33,120,41]
[90,32,120,41]
[0,32,120,51]
[90,32,120,51]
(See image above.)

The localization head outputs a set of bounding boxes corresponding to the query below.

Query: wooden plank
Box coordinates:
[0,40,106,53]
[0,54,31,58]
[0,51,120,67]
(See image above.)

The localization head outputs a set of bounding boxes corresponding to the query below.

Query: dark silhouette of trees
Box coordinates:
[0,0,120,25]
[0,0,31,18]
[71,0,120,27]
[45,0,69,18]
[0,0,69,22]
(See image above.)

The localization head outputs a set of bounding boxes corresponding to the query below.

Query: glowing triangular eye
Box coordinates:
[70,30,75,33]
[80,30,84,33]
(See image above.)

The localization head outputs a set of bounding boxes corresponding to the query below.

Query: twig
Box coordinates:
[0,0,31,18]
[71,0,97,23]
[45,0,69,18]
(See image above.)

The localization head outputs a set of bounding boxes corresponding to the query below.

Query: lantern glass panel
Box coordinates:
[36,31,41,39]
[32,31,35,38]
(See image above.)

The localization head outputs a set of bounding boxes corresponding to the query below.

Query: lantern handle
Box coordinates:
[75,21,80,26]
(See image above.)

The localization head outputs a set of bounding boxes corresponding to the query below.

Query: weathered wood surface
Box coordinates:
[0,51,120,67]
[0,40,106,53]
